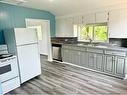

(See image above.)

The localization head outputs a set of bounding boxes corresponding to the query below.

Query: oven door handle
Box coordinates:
[0,57,15,63]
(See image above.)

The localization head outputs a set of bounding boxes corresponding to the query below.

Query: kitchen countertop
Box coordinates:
[52,42,63,45]
[63,43,127,52]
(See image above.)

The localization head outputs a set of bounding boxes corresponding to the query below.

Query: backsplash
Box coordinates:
[51,37,78,44]
[109,38,122,46]
[109,38,127,48]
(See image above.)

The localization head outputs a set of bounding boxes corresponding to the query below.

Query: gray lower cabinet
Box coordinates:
[62,45,127,79]
[62,49,72,63]
[104,55,115,74]
[115,57,126,77]
[104,55,126,77]
[88,53,103,71]
[88,53,95,69]
[95,54,103,71]
[71,50,80,66]
[80,51,88,67]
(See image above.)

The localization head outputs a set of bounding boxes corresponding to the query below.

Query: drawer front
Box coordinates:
[80,47,87,51]
[67,46,72,49]
[2,77,20,94]
[87,48,103,54]
[62,45,69,49]
[62,45,72,49]
[105,50,126,56]
[71,46,81,50]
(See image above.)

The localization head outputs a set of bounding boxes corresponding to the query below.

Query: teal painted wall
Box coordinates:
[0,2,55,44]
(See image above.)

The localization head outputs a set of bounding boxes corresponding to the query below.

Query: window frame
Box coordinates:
[76,23,109,43]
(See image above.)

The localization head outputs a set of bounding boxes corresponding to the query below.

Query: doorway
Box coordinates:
[25,18,52,61]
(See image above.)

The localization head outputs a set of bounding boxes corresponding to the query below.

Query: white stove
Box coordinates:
[0,54,20,94]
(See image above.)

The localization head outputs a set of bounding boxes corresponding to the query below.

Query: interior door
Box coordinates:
[17,44,41,83]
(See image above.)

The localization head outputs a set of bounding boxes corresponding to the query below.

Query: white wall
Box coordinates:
[56,19,74,37]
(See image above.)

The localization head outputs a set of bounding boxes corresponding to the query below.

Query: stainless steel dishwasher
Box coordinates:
[52,43,62,61]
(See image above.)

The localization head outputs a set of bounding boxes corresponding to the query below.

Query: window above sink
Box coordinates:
[74,23,108,43]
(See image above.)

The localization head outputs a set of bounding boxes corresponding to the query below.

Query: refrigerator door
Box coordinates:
[14,28,38,46]
[17,44,41,83]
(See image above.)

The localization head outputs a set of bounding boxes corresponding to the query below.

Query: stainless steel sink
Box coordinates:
[78,43,99,47]
[77,43,108,48]
[87,44,97,46]
[94,45,108,48]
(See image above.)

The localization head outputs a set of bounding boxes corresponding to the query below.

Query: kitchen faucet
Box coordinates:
[89,38,92,44]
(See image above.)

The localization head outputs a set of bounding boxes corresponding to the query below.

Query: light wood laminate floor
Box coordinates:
[6,56,127,95]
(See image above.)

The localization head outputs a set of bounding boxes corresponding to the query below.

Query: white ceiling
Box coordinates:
[1,0,127,17]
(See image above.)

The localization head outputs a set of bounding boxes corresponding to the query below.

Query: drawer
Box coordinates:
[87,48,103,54]
[105,50,126,56]
[71,46,81,50]
[67,46,72,49]
[2,77,20,94]
[80,47,87,51]
[62,45,72,49]
[62,45,69,49]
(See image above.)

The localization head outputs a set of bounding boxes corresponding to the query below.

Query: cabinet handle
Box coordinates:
[78,52,81,55]
[112,57,116,62]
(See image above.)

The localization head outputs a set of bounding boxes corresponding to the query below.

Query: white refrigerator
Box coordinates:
[4,28,41,84]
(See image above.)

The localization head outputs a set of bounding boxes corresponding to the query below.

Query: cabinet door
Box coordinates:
[104,55,114,74]
[109,10,127,38]
[61,49,66,62]
[84,13,95,24]
[62,49,72,63]
[80,51,88,67]
[115,57,125,77]
[71,50,80,65]
[95,54,103,71]
[96,12,109,23]
[88,53,95,69]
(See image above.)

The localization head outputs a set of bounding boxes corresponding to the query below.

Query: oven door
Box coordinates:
[0,57,19,83]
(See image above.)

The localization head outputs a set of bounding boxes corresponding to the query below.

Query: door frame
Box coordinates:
[25,18,53,61]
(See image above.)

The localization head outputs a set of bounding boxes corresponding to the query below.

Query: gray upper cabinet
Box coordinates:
[104,55,115,74]
[115,57,125,77]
